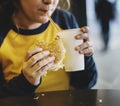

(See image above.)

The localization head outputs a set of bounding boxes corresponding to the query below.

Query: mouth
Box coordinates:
[38,8,49,15]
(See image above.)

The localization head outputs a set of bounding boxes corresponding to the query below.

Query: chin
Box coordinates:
[38,16,49,24]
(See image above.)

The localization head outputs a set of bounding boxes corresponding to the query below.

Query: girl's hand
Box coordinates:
[22,47,55,86]
[75,26,94,57]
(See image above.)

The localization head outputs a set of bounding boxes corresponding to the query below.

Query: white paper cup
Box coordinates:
[58,28,84,72]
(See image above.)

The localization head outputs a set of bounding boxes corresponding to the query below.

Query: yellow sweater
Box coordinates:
[0,22,70,92]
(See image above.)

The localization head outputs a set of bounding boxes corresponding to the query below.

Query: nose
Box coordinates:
[43,0,53,4]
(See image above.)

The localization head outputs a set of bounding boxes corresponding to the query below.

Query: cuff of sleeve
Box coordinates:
[19,73,40,90]
[9,73,41,96]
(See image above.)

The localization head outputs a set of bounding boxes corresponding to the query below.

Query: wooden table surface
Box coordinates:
[0,89,120,106]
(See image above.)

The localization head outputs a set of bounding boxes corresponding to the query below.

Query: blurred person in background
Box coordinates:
[95,0,116,51]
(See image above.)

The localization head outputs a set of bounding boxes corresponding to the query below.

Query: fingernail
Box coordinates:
[51,56,55,60]
[75,46,80,51]
[45,50,50,55]
[79,51,83,54]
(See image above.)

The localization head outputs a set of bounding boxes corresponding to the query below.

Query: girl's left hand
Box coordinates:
[75,26,94,57]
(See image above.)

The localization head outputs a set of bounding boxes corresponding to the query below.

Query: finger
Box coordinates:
[31,56,55,73]
[27,50,50,66]
[75,41,92,51]
[80,46,94,56]
[25,46,43,61]
[36,61,54,77]
[75,33,90,42]
[80,26,89,33]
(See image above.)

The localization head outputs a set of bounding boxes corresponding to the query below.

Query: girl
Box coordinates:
[0,0,97,97]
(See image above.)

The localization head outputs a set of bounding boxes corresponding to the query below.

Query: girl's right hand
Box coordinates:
[22,47,55,86]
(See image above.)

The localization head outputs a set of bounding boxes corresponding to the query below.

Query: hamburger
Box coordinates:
[35,36,66,71]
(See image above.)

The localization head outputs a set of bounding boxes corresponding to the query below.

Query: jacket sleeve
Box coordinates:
[70,56,97,89]
[0,64,40,98]
[52,8,79,29]
[52,8,98,89]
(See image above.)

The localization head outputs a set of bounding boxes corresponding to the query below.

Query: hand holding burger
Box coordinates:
[22,37,65,86]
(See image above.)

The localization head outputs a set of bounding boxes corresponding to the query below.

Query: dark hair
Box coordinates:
[0,0,20,24]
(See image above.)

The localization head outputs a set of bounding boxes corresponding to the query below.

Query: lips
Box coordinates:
[40,9,48,12]
[38,8,50,14]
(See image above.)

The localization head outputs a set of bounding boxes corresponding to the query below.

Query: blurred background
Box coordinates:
[69,0,120,89]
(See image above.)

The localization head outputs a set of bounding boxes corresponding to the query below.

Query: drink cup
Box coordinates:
[58,28,84,72]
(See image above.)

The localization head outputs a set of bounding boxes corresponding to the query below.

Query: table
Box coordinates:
[0,89,120,106]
